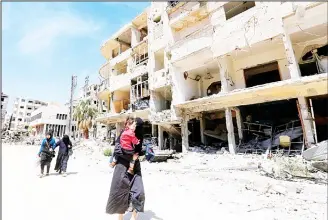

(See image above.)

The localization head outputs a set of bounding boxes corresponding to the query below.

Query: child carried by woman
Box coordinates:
[110,116,140,174]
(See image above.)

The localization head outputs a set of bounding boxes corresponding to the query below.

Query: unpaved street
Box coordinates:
[2,144,327,220]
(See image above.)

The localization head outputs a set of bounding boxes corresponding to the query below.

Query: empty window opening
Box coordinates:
[300,45,328,76]
[131,74,150,109]
[207,81,222,96]
[154,49,165,72]
[111,29,132,59]
[224,1,256,20]
[239,99,302,154]
[309,95,328,143]
[244,61,280,88]
[113,60,128,75]
[154,87,172,112]
[112,90,130,114]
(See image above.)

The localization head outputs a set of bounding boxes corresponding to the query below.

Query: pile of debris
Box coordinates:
[259,147,327,184]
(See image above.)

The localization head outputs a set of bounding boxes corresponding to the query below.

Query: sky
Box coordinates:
[2,2,150,114]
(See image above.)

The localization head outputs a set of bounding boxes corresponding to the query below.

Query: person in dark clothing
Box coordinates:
[54,135,72,177]
[38,132,56,178]
[106,117,146,220]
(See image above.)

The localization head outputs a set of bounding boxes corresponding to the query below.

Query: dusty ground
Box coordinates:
[2,143,327,220]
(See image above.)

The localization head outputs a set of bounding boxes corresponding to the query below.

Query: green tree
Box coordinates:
[73,99,98,139]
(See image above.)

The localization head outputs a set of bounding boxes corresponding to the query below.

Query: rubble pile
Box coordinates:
[259,154,327,183]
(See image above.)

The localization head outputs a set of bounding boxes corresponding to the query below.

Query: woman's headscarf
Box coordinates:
[134,117,144,152]
[46,132,52,142]
[62,135,71,147]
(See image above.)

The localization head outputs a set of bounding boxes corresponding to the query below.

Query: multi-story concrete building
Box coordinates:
[29,103,77,138]
[11,97,47,131]
[96,2,328,153]
[1,93,9,129]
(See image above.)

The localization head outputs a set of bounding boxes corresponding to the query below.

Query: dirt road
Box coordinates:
[2,144,327,220]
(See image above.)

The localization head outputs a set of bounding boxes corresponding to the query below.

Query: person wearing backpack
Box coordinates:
[37,132,56,178]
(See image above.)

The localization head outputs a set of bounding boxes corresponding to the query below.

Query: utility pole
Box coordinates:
[68,75,77,138]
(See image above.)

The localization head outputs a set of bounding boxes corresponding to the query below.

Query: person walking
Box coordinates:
[106,117,146,220]
[54,135,73,177]
[38,132,56,178]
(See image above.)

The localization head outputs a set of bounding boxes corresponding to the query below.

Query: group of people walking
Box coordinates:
[37,116,146,220]
[38,131,73,178]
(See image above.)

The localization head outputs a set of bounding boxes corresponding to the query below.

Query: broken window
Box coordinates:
[299,44,328,76]
[243,61,281,88]
[154,86,172,112]
[224,1,256,20]
[113,60,128,75]
[206,81,222,96]
[131,74,150,110]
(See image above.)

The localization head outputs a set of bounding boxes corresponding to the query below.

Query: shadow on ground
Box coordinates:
[48,172,79,176]
[124,210,163,220]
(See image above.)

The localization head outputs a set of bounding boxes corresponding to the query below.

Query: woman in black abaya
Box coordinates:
[106,117,146,220]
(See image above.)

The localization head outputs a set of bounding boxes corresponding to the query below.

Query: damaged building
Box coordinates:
[96,2,328,154]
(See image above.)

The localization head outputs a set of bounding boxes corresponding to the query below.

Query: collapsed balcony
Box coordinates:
[130,74,150,111]
[101,27,132,61]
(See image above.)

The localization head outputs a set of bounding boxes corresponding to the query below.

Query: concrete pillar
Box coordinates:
[225,108,236,154]
[233,108,243,142]
[158,125,164,150]
[281,24,301,79]
[200,115,205,144]
[152,124,157,137]
[115,122,124,137]
[131,26,141,47]
[298,97,315,145]
[181,117,189,153]
[217,56,234,92]
[169,134,173,150]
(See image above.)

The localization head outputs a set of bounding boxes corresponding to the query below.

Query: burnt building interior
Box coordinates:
[131,74,150,110]
[309,95,328,143]
[238,99,304,155]
[244,61,281,88]
[299,44,328,77]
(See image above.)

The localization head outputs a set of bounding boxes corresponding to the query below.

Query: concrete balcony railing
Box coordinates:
[211,2,284,58]
[98,78,110,92]
[109,73,130,92]
[130,64,148,79]
[166,1,187,14]
[169,2,209,31]
[169,25,214,71]
[99,62,111,79]
[150,69,171,90]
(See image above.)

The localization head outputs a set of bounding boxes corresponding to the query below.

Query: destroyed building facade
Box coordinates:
[1,93,9,129]
[96,2,328,154]
[11,97,48,131]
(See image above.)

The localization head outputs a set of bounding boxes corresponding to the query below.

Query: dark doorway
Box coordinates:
[310,95,328,142]
[244,61,281,88]
[188,119,201,143]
